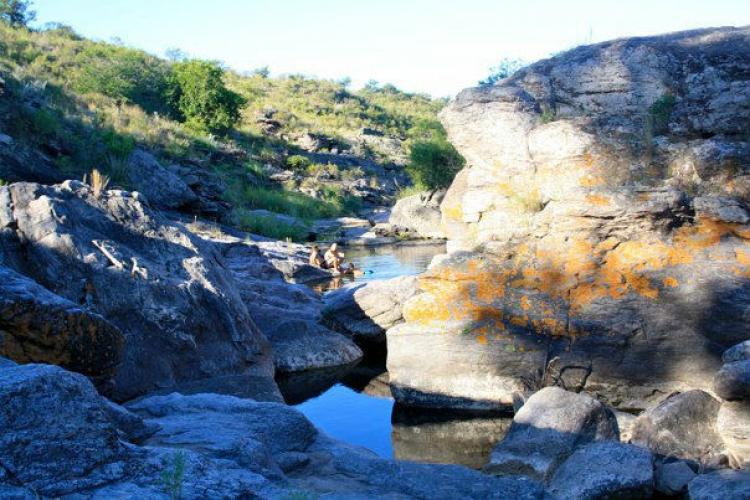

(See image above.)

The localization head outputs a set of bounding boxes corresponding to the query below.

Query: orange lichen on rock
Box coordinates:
[585,193,611,206]
[663,276,679,288]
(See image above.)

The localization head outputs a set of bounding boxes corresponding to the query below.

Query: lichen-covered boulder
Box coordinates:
[0,265,123,390]
[0,181,274,400]
[388,26,750,411]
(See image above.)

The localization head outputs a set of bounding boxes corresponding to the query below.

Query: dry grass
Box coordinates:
[84,169,110,198]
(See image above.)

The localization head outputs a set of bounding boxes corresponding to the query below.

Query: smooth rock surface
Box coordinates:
[724,340,750,363]
[631,390,725,464]
[548,442,654,499]
[386,190,446,239]
[126,149,198,210]
[323,275,419,342]
[486,387,619,480]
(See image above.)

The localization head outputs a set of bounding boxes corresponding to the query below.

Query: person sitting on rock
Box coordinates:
[308,244,325,268]
[324,243,346,272]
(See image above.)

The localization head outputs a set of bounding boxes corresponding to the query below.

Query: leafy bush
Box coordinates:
[73,44,170,113]
[649,94,676,135]
[167,60,245,134]
[241,186,358,220]
[286,154,311,171]
[406,139,464,190]
[234,211,308,241]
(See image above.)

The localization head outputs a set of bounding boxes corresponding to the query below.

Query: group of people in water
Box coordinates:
[309,243,357,275]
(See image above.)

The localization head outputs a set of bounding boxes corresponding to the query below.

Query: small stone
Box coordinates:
[714,360,750,401]
[655,460,696,495]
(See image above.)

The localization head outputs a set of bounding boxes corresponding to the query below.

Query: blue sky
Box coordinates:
[34,0,749,97]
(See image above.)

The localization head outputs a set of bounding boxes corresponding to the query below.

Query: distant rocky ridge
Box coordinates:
[388,25,750,412]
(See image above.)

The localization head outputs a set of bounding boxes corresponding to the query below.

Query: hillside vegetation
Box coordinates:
[0,20,459,239]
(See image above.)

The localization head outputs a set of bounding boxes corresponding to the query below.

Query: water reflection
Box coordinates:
[392,406,512,468]
[279,359,513,468]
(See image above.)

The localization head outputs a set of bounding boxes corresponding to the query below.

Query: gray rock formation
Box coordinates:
[323,275,419,342]
[631,390,726,464]
[723,340,750,363]
[548,442,654,499]
[218,238,362,372]
[0,264,123,390]
[486,387,619,480]
[385,190,446,239]
[0,361,546,499]
[388,26,750,411]
[715,360,750,400]
[126,149,198,211]
[687,469,750,500]
[0,181,274,400]
[0,363,129,497]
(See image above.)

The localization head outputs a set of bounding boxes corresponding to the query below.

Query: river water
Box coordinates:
[277,242,513,469]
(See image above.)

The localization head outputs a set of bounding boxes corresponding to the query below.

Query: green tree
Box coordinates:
[0,0,35,27]
[406,139,464,190]
[479,58,526,86]
[167,60,245,134]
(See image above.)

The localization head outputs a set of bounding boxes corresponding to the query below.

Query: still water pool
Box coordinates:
[279,242,512,468]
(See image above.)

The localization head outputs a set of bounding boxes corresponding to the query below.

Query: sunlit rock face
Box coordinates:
[388,26,750,411]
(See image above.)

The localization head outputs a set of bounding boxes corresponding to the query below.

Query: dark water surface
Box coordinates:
[280,243,512,468]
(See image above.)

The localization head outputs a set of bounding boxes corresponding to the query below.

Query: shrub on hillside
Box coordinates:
[406,139,464,190]
[167,60,245,134]
[73,44,171,114]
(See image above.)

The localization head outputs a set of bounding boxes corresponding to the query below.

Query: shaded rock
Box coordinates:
[387,190,446,239]
[0,181,274,401]
[687,469,750,500]
[102,399,159,444]
[0,364,128,496]
[323,275,419,342]
[0,265,123,390]
[486,387,618,480]
[548,442,654,499]
[656,460,697,496]
[717,401,750,467]
[715,360,750,400]
[631,390,725,464]
[724,340,750,363]
[126,149,198,210]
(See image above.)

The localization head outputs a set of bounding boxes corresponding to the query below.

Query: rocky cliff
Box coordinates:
[388,26,750,411]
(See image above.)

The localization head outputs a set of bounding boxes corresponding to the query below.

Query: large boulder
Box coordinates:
[0,363,129,496]
[548,442,654,499]
[631,390,726,464]
[126,149,198,211]
[486,387,619,480]
[388,26,750,411]
[0,181,274,400]
[387,190,446,239]
[0,265,123,390]
[323,275,419,342]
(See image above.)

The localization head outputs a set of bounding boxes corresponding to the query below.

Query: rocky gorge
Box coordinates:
[1,24,750,499]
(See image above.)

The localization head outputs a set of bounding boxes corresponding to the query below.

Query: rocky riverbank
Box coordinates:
[2,24,750,499]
